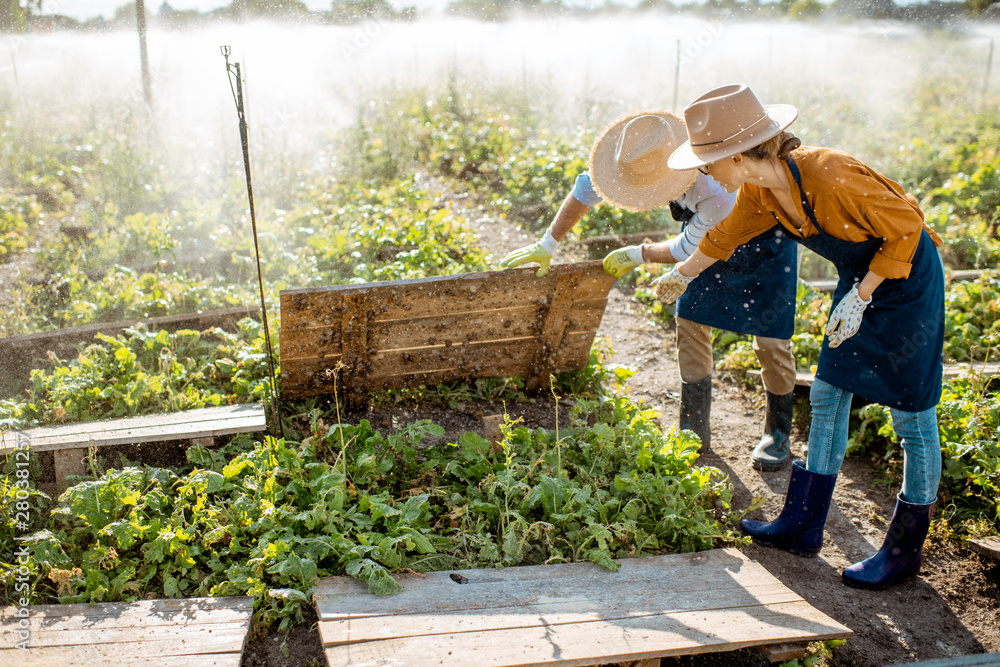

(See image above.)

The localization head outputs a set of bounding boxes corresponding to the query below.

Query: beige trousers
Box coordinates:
[676,317,796,396]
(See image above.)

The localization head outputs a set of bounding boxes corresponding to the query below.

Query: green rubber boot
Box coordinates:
[751,391,793,471]
[679,375,712,448]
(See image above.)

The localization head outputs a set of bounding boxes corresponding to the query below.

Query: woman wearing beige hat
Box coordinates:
[659,83,945,590]
[500,110,799,468]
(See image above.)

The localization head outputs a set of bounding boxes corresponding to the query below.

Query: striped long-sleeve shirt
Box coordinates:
[571,172,736,261]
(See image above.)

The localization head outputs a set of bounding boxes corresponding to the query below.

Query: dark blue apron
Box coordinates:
[675,222,797,339]
[785,157,944,412]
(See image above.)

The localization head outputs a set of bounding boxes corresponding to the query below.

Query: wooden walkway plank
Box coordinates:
[314,549,852,667]
[0,596,253,667]
[1,404,267,454]
[970,536,1000,561]
[323,599,850,667]
[318,585,805,646]
[315,550,779,619]
[314,548,744,599]
[0,596,254,630]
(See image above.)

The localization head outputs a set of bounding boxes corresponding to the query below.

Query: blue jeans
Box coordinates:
[806,379,941,505]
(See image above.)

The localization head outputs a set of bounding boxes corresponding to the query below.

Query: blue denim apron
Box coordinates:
[675,223,797,339]
[786,157,944,412]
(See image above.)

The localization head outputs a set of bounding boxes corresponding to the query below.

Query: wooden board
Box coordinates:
[0,403,267,454]
[970,536,1000,561]
[805,269,988,294]
[0,596,253,667]
[279,262,615,403]
[748,361,1000,389]
[313,548,852,666]
[0,306,260,386]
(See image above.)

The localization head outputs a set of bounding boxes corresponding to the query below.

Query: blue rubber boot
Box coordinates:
[842,495,934,590]
[740,460,837,557]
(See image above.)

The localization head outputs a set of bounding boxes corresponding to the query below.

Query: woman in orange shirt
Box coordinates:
[656,84,945,590]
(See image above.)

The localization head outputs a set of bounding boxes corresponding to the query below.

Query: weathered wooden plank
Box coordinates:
[970,536,1000,561]
[0,650,243,667]
[19,416,265,452]
[281,264,611,332]
[20,620,250,648]
[280,263,613,400]
[281,300,607,362]
[805,268,989,294]
[282,333,594,397]
[4,404,267,454]
[318,585,804,645]
[0,596,252,667]
[747,361,1000,389]
[18,404,264,440]
[314,549,778,617]
[322,600,851,667]
[315,549,737,597]
[52,448,88,492]
[758,642,808,663]
[527,270,583,391]
[0,597,253,627]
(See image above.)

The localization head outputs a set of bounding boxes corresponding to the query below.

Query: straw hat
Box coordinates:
[589,110,696,212]
[667,84,798,170]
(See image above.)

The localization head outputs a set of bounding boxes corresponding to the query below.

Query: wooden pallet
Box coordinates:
[0,403,267,492]
[279,262,615,406]
[0,306,260,386]
[0,596,253,666]
[805,268,989,294]
[970,536,1000,561]
[312,548,852,666]
[748,361,1000,389]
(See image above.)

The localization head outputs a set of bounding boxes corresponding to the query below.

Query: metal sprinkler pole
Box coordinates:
[136,0,152,106]
[221,45,283,438]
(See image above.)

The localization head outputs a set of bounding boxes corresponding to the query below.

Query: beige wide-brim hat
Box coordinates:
[589,110,696,213]
[668,84,798,171]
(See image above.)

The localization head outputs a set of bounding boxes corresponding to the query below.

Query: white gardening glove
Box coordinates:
[825,284,871,349]
[499,230,558,277]
[602,245,645,278]
[651,266,696,304]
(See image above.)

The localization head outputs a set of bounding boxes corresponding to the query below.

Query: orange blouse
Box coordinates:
[699,146,943,280]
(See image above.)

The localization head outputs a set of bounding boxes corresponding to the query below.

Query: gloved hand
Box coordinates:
[602,245,645,278]
[651,266,696,304]
[500,242,551,277]
[825,284,871,348]
[499,230,558,277]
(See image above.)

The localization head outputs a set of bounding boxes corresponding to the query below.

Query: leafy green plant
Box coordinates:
[12,392,734,629]
[0,319,271,430]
